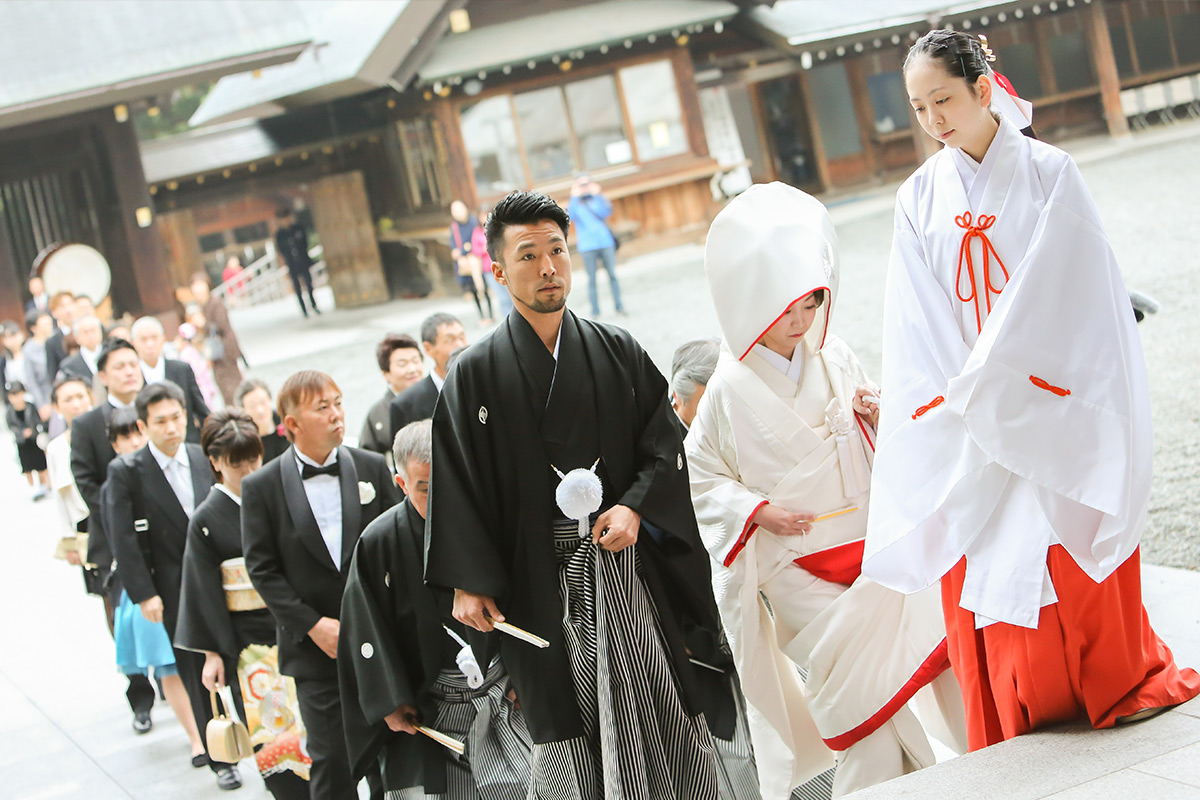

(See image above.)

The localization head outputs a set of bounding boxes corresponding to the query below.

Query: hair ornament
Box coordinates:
[978,34,997,62]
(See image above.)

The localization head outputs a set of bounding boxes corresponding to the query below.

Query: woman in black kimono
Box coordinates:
[177,408,310,797]
[234,378,289,463]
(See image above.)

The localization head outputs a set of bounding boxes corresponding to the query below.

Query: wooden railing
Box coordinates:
[212,243,327,308]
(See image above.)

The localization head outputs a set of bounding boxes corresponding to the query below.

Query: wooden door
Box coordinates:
[157,208,203,291]
[804,62,874,187]
[308,171,388,308]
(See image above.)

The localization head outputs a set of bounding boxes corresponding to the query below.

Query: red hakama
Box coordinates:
[942,544,1200,751]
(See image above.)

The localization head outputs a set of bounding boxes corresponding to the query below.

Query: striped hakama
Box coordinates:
[387,661,531,800]
[527,520,720,800]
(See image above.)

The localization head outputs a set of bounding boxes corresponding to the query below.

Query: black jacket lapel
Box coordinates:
[137,448,189,534]
[187,444,212,505]
[338,447,362,569]
[279,445,339,572]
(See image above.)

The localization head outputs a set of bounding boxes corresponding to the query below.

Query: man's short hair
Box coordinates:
[392,419,432,480]
[484,191,570,262]
[377,333,421,372]
[49,291,75,312]
[234,377,271,407]
[420,313,461,346]
[135,381,186,421]
[107,407,141,444]
[6,380,26,395]
[97,338,138,373]
[75,315,103,335]
[130,316,165,339]
[670,338,721,403]
[51,375,91,404]
[276,370,340,420]
[201,408,264,480]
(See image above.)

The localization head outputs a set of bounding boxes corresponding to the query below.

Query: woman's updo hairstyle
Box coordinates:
[201,407,264,482]
[904,29,990,89]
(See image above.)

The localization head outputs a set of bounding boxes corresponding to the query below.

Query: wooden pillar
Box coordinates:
[431,97,478,210]
[845,58,879,178]
[671,47,710,158]
[796,69,832,192]
[1085,2,1131,138]
[0,203,23,323]
[95,110,174,316]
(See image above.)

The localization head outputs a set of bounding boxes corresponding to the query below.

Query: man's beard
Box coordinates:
[526,294,567,314]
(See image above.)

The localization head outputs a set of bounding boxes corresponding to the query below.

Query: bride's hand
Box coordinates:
[751,503,815,537]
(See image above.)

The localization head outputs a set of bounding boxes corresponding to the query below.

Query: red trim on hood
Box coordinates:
[739,286,832,361]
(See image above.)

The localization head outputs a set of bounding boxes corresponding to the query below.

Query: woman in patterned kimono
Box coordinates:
[176,408,310,797]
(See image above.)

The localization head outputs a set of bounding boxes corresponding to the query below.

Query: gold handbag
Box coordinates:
[206,685,254,764]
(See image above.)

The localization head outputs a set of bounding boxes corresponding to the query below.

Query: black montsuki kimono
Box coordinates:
[177,488,276,664]
[339,499,497,793]
[425,309,731,745]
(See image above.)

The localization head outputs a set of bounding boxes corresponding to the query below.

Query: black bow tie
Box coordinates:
[301,462,340,480]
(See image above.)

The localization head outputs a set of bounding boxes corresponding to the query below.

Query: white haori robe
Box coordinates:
[687,338,947,798]
[864,118,1152,630]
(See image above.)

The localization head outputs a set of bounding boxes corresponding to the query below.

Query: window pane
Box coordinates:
[619,61,688,160]
[996,43,1043,98]
[808,63,863,159]
[565,75,632,170]
[1132,15,1172,73]
[460,96,524,195]
[1050,30,1094,92]
[1172,13,1200,66]
[514,87,576,183]
[866,70,911,133]
[1109,25,1135,78]
[397,117,450,209]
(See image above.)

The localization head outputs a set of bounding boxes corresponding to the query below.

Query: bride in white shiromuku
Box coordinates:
[686,183,966,799]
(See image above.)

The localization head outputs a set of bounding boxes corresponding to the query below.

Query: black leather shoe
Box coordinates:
[131,710,152,734]
[191,753,209,768]
[215,766,243,791]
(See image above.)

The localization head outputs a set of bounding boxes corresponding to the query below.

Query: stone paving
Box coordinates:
[2,119,1199,799]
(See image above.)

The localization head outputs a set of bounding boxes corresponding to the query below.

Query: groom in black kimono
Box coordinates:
[426,191,727,799]
[241,370,399,800]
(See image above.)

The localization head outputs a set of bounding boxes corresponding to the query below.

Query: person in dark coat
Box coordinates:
[177,409,310,798]
[275,207,319,318]
[358,334,424,470]
[241,370,400,800]
[387,313,466,445]
[235,378,289,463]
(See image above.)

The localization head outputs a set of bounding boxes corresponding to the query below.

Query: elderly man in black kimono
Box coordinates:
[426,191,725,800]
[340,419,531,799]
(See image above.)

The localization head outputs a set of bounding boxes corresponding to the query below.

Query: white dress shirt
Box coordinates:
[431,369,446,393]
[141,358,166,385]
[752,342,805,385]
[149,440,195,517]
[295,448,343,569]
[80,346,100,376]
[108,394,134,410]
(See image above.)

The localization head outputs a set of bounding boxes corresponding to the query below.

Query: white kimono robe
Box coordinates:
[691,183,959,799]
[864,118,1152,630]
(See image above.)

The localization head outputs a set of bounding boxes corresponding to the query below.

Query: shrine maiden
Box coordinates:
[687,183,963,799]
[865,29,1200,750]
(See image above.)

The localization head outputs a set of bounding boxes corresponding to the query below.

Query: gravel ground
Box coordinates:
[235,123,1200,570]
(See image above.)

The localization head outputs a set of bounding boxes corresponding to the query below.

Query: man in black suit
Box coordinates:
[68,340,159,733]
[25,275,49,313]
[106,381,241,790]
[243,370,399,800]
[358,333,424,470]
[55,315,103,384]
[130,316,210,443]
[43,290,75,380]
[387,313,466,444]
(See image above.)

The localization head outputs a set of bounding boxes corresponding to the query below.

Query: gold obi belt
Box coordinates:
[220,557,266,612]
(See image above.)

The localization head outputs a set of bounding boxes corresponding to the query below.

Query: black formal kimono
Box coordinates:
[260,413,290,464]
[388,374,439,444]
[107,443,217,768]
[426,310,723,799]
[241,444,399,800]
[176,487,310,798]
[45,329,67,380]
[359,388,396,467]
[340,499,531,799]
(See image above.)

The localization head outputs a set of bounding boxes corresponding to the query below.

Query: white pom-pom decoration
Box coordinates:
[556,468,603,522]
